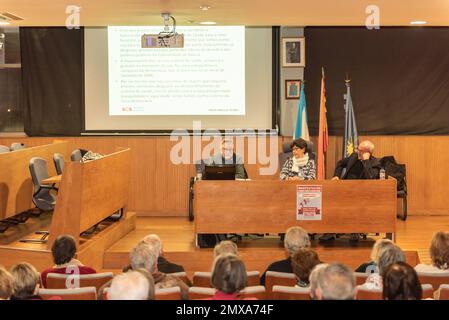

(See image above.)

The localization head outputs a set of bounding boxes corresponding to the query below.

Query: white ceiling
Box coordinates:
[2,0,449,27]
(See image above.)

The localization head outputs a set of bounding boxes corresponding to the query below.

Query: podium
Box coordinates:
[194,179,397,246]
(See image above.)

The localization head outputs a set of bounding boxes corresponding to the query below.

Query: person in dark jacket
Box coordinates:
[332,140,381,181]
[323,140,382,242]
[260,226,311,285]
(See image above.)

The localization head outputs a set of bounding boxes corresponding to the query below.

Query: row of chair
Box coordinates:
[40,270,449,300]
[38,283,449,300]
[0,143,26,153]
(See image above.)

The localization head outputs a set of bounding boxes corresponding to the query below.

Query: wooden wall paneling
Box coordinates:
[1,136,448,216]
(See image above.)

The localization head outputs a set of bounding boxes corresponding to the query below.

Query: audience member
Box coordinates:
[260,226,311,285]
[415,231,449,273]
[129,242,189,299]
[309,263,328,300]
[10,263,42,300]
[214,240,239,258]
[362,244,405,290]
[40,234,96,288]
[383,262,422,300]
[314,263,356,300]
[210,254,247,300]
[108,270,155,300]
[0,266,14,300]
[291,248,321,287]
[141,234,185,273]
[355,238,394,273]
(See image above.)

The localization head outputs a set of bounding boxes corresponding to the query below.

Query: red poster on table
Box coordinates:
[297,185,322,221]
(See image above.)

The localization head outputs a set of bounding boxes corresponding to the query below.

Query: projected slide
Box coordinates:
[108,26,245,116]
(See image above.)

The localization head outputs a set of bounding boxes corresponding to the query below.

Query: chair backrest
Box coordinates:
[271,285,311,300]
[417,272,449,292]
[71,149,83,162]
[421,284,434,299]
[38,287,97,300]
[29,157,50,189]
[46,272,113,292]
[438,284,449,300]
[0,145,10,153]
[193,271,260,288]
[188,286,217,299]
[155,286,182,300]
[240,285,266,299]
[10,142,25,151]
[354,272,370,286]
[356,285,383,300]
[53,153,64,175]
[265,271,297,293]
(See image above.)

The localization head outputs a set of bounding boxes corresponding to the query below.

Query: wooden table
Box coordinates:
[41,175,62,184]
[194,179,397,244]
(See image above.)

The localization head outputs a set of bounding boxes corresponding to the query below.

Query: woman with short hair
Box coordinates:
[383,262,422,300]
[210,254,247,300]
[40,234,96,288]
[280,138,316,181]
[10,263,42,300]
[415,231,449,273]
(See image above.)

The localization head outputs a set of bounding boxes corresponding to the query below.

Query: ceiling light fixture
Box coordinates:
[410,20,427,25]
[200,21,216,25]
[199,5,211,11]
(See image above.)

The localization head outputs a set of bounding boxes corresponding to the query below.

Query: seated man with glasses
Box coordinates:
[207,138,247,179]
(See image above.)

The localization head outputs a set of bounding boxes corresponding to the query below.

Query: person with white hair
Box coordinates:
[323,140,382,242]
[313,263,356,300]
[332,140,381,180]
[260,226,311,285]
[141,234,185,273]
[108,270,154,300]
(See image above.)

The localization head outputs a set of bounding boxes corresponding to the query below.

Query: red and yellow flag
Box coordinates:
[317,68,329,180]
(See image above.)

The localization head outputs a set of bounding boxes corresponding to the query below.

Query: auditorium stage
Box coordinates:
[1,215,447,277]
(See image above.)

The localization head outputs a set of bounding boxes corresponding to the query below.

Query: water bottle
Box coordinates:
[379,168,386,180]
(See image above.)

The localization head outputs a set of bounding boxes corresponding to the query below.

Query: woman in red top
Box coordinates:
[40,234,96,288]
[209,254,247,300]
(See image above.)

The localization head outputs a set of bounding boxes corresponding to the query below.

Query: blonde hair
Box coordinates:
[0,266,13,299]
[10,263,40,298]
[284,226,311,256]
[214,240,238,258]
[370,239,394,263]
[430,231,449,269]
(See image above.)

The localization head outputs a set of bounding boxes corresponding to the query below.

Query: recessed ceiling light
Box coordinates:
[200,21,216,25]
[0,21,10,25]
[199,5,211,11]
[410,21,427,25]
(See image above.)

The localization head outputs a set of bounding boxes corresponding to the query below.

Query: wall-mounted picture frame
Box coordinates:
[285,79,301,99]
[281,37,305,67]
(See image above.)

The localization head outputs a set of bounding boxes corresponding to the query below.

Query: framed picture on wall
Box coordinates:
[281,37,305,67]
[285,80,301,99]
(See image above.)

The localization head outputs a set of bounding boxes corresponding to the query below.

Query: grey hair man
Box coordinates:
[314,263,356,300]
[309,263,329,300]
[361,244,405,290]
[141,234,185,273]
[109,271,154,300]
[260,226,310,285]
